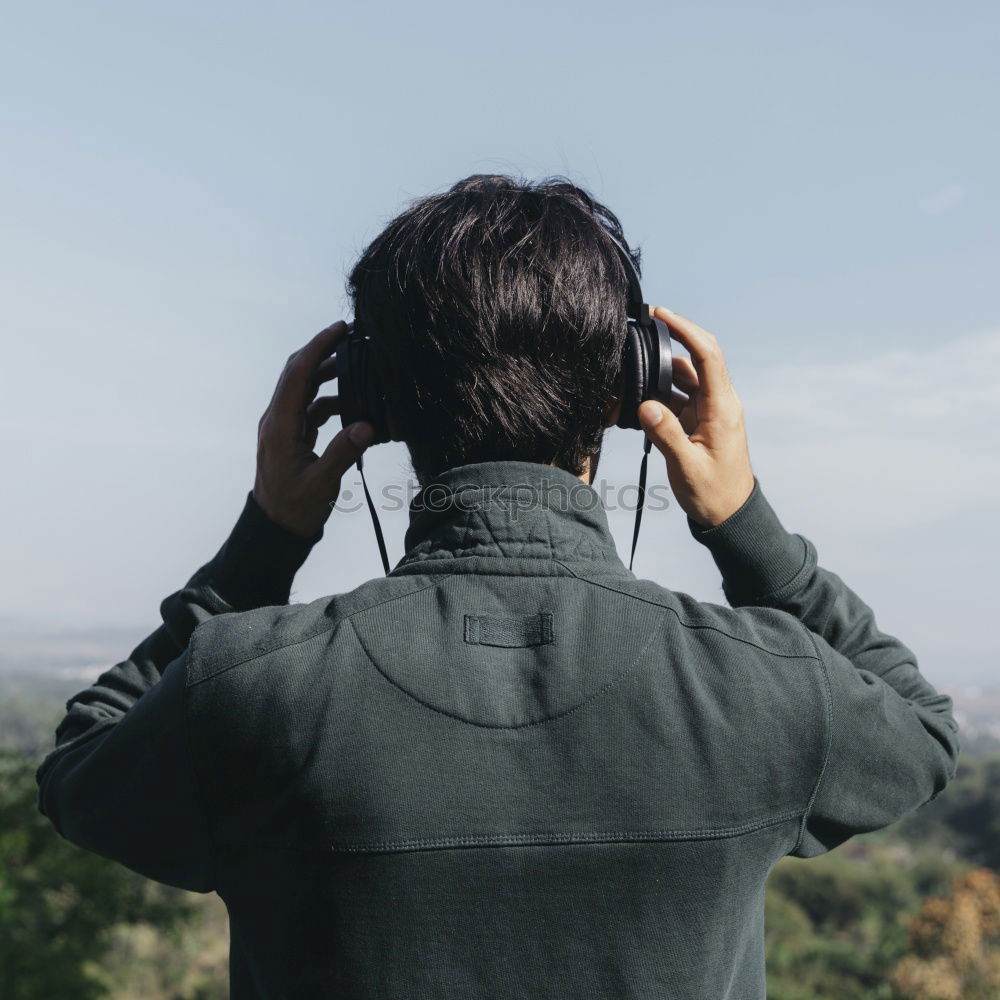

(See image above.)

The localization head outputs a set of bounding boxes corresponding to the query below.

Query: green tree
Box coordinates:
[890,868,1000,1000]
[764,850,960,1000]
[0,750,195,1000]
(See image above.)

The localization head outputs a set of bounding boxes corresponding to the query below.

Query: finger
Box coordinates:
[670,355,700,394]
[638,400,697,464]
[651,307,735,418]
[267,321,351,437]
[668,386,691,418]
[315,354,338,386]
[316,421,374,481]
[678,400,699,435]
[305,395,341,430]
[305,353,343,414]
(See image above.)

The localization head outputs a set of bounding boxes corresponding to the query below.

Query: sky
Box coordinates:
[1,0,997,687]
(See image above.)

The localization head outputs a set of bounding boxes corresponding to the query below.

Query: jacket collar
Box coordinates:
[393,461,630,578]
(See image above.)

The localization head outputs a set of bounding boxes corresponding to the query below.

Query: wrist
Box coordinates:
[688,474,757,529]
[687,477,807,604]
[198,492,323,610]
[252,484,329,540]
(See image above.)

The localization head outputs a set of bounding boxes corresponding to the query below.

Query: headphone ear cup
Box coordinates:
[647,316,673,409]
[335,335,359,427]
[617,322,648,430]
[336,329,391,444]
[360,342,391,444]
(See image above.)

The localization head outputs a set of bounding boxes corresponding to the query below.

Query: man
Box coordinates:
[37,174,960,999]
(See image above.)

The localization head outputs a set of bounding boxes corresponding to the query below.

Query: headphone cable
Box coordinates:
[628,436,653,573]
[357,455,391,576]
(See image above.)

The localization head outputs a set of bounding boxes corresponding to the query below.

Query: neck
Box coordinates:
[551,457,593,486]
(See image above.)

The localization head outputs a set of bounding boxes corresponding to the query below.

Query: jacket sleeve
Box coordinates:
[35,491,321,892]
[688,478,961,857]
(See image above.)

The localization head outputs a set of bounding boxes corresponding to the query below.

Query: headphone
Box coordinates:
[337,234,673,439]
[336,234,674,573]
[608,234,674,430]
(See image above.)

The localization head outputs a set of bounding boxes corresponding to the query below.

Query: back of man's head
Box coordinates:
[347,173,640,485]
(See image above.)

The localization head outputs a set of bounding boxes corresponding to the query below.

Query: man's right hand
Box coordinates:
[253,320,375,539]
[637,308,756,529]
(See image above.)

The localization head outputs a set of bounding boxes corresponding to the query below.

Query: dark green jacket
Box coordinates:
[36,461,960,999]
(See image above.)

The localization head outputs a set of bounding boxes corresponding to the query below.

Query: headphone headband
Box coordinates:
[603,232,651,328]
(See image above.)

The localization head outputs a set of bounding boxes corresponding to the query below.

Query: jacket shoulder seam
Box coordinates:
[182,634,219,889]
[186,573,457,688]
[791,626,836,855]
[558,563,822,662]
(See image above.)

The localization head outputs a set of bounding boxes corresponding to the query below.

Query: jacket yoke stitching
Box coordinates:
[185,573,457,689]
[346,603,668,730]
[328,809,806,855]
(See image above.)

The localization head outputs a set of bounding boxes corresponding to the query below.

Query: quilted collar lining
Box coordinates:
[396,461,628,574]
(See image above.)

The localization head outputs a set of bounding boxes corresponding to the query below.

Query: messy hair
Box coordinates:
[347,173,640,484]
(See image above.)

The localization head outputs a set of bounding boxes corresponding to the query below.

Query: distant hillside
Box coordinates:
[0,623,150,682]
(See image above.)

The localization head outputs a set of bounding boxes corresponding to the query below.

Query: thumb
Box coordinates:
[638,400,693,462]
[318,421,374,479]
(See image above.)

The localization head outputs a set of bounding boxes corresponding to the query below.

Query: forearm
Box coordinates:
[39,491,320,766]
[688,478,941,704]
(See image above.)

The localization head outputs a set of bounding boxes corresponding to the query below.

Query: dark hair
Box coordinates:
[347,173,640,484]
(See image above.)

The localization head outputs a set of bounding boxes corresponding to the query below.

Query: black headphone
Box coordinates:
[336,234,673,440]
[336,234,673,574]
[607,234,674,430]
[335,318,392,445]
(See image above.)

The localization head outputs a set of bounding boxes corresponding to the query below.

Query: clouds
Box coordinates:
[739,328,1000,541]
[920,184,967,215]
